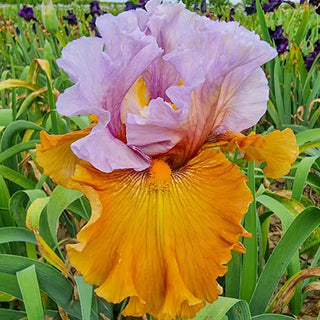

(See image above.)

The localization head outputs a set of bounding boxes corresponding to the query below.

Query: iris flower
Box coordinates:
[37,1,298,319]
[269,26,289,54]
[18,5,37,22]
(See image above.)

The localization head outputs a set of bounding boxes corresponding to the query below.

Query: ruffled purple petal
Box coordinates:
[56,83,108,118]
[94,11,163,135]
[56,37,108,118]
[56,11,163,172]
[140,4,276,165]
[125,98,184,156]
[71,116,150,173]
[213,67,270,133]
[141,2,191,100]
[164,19,277,130]
[56,0,277,172]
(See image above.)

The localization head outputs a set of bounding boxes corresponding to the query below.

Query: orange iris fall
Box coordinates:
[36,127,298,319]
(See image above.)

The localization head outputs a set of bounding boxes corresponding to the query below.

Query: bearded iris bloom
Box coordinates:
[36,1,298,318]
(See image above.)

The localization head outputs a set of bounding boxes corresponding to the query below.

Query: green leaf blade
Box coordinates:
[249,207,320,315]
[16,265,44,320]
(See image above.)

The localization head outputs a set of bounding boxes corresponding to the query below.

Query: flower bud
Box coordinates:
[42,0,59,34]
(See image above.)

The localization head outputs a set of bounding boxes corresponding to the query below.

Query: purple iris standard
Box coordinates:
[64,10,78,26]
[269,26,289,54]
[18,5,37,22]
[55,0,277,174]
[304,39,320,70]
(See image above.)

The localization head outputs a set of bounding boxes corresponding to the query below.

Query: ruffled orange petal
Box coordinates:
[36,128,91,186]
[210,129,298,179]
[244,129,298,178]
[66,148,252,319]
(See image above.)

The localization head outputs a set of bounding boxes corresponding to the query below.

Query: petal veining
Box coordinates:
[66,148,252,319]
[134,1,278,167]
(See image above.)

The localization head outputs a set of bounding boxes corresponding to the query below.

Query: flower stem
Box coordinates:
[240,161,258,302]
[46,75,59,134]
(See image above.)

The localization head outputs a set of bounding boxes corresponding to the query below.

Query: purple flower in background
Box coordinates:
[304,39,320,70]
[90,1,104,16]
[269,26,288,54]
[310,0,320,6]
[245,0,294,14]
[125,1,137,10]
[85,1,104,36]
[124,0,149,11]
[64,10,78,26]
[18,5,37,22]
[262,0,295,12]
[87,16,101,37]
[200,0,207,13]
[245,0,256,15]
[262,0,280,12]
[285,0,296,7]
[229,7,235,21]
[89,16,96,30]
